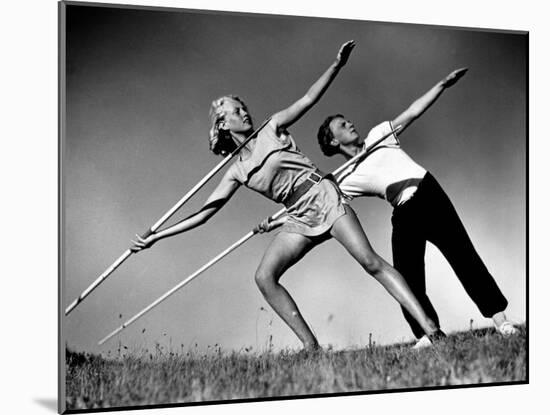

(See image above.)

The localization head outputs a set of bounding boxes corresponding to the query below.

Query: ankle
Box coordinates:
[427,328,446,342]
[303,340,320,350]
[492,311,507,327]
[425,321,439,335]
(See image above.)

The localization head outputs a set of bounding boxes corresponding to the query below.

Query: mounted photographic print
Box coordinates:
[59,1,527,412]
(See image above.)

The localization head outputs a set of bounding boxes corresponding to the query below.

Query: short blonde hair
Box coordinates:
[208,95,250,156]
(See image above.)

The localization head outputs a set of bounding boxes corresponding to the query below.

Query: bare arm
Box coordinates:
[131,171,241,251]
[392,67,468,135]
[270,40,356,131]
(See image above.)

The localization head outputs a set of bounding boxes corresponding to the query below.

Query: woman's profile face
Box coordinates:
[329,116,361,146]
[219,99,253,134]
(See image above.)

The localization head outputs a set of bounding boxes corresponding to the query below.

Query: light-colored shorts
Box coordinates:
[281,179,347,237]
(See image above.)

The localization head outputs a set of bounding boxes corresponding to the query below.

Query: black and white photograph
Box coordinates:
[57,1,529,412]
[6,0,548,414]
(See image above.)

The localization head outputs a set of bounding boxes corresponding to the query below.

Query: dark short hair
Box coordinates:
[317,114,345,157]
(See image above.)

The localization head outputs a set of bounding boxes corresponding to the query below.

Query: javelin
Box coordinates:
[98,124,402,344]
[65,118,271,315]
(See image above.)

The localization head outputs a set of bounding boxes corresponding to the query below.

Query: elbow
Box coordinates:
[187,211,211,230]
[198,212,213,227]
[200,206,220,225]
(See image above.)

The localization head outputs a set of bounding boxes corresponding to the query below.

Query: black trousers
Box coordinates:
[391,172,508,338]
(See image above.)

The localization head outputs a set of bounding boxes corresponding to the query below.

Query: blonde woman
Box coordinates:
[132,41,443,350]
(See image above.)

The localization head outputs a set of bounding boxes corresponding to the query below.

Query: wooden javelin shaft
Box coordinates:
[65,118,271,316]
[98,125,401,344]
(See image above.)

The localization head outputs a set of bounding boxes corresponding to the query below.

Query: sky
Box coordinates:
[61,3,526,356]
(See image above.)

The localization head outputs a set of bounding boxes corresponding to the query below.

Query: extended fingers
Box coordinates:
[449,67,468,80]
[454,67,469,76]
[337,40,355,62]
[339,40,355,55]
[342,40,356,49]
[442,67,468,87]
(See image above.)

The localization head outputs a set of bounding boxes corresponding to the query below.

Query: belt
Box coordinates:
[283,168,335,208]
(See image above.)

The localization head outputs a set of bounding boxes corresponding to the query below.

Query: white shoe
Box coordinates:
[412,335,433,350]
[495,321,518,336]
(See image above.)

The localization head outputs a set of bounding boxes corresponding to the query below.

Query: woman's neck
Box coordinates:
[340,143,362,160]
[231,130,255,158]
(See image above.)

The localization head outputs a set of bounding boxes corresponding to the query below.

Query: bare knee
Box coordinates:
[359,253,384,275]
[254,268,277,295]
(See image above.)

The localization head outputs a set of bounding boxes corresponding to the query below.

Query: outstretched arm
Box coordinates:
[131,171,241,251]
[392,67,468,135]
[270,40,356,131]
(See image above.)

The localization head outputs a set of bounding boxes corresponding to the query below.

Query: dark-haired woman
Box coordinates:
[316,68,516,348]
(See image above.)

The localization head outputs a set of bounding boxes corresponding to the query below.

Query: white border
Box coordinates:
[2,0,544,414]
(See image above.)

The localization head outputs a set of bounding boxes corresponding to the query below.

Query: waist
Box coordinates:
[387,176,424,207]
[392,171,435,211]
[283,168,336,208]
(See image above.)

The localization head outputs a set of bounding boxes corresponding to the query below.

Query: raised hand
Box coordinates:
[442,67,468,88]
[336,40,356,68]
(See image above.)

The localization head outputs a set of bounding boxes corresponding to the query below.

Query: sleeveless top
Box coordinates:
[227,122,346,236]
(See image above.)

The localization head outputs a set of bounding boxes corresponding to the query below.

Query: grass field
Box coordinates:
[65,325,526,410]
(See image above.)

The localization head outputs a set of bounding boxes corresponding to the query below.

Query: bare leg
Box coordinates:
[255,231,319,349]
[330,205,438,336]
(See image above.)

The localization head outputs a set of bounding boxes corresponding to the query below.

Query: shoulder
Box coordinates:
[263,118,294,145]
[367,121,393,138]
[364,121,399,148]
[267,118,285,137]
[267,118,279,131]
[225,160,245,184]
